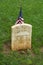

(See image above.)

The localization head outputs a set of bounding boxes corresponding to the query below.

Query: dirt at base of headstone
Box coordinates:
[3,41,30,54]
[3,40,11,54]
[40,47,43,52]
[3,40,35,57]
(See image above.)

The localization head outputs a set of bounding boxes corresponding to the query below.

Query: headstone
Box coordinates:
[11,23,32,50]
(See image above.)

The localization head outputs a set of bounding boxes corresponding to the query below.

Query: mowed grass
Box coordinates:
[0,0,43,65]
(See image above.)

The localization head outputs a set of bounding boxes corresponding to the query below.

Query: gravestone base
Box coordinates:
[11,23,32,51]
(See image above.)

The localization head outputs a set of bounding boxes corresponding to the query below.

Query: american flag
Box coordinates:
[15,7,24,24]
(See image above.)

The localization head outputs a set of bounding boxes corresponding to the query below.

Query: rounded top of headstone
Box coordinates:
[11,23,32,28]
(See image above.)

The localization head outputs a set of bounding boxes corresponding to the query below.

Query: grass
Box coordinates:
[0,0,43,65]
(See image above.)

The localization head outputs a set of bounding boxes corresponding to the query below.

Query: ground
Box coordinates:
[0,0,43,65]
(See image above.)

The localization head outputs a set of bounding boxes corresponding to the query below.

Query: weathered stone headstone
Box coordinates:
[11,23,32,50]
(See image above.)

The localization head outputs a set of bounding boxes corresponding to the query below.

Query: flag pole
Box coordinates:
[15,0,24,24]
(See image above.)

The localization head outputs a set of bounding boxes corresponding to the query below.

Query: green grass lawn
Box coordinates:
[0,0,43,65]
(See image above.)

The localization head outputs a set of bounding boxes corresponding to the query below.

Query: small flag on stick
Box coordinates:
[15,7,24,24]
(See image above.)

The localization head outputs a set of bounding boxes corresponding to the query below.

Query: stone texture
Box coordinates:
[11,24,32,50]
